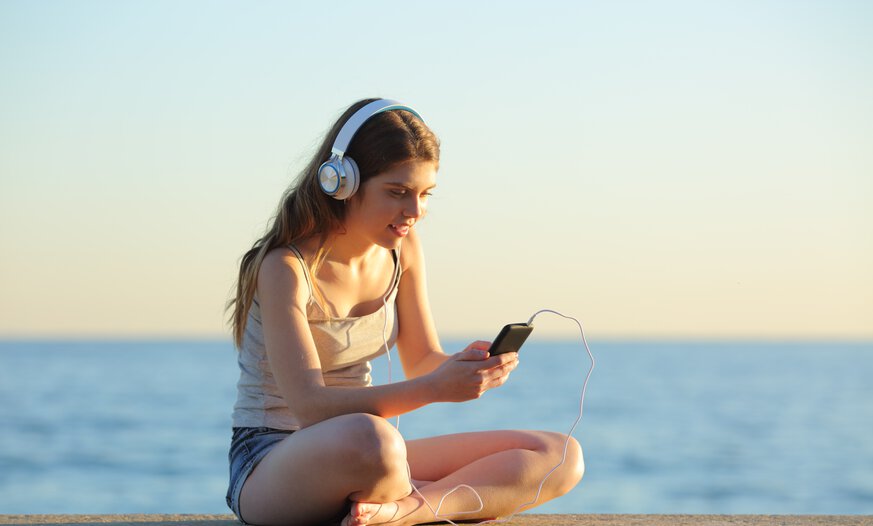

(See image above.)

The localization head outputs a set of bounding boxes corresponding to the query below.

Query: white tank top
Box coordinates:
[231,246,401,430]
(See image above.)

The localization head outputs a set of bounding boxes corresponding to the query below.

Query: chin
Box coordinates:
[382,237,403,250]
[375,233,404,250]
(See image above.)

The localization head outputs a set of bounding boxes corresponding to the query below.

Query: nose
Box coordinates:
[404,196,426,219]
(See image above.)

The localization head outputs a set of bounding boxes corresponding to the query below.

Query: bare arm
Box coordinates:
[394,228,454,378]
[257,247,513,429]
[394,228,519,383]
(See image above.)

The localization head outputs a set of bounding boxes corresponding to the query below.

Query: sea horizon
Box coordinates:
[2,339,871,515]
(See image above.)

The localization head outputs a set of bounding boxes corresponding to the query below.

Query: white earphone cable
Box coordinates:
[379,301,595,525]
[382,296,401,430]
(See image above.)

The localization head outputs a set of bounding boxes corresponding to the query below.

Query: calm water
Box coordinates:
[1,340,871,515]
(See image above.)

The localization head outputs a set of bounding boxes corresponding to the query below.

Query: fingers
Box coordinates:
[459,340,491,360]
[456,340,491,361]
[475,353,519,393]
[485,351,518,368]
[468,340,491,351]
[439,344,520,401]
[456,348,489,361]
[463,350,518,374]
[489,353,519,378]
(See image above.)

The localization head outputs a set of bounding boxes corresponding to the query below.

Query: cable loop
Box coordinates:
[380,304,595,525]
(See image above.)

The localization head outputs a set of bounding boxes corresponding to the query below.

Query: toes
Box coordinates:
[347,502,381,526]
[352,502,373,519]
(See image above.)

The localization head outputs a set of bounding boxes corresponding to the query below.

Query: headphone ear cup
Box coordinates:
[318,155,360,200]
[318,158,341,196]
[333,156,360,200]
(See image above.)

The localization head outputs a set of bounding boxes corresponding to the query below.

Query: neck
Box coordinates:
[323,232,384,267]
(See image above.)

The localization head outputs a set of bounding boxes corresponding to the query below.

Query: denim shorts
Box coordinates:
[226,426,295,523]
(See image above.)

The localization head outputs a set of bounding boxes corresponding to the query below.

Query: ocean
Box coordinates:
[1,339,871,515]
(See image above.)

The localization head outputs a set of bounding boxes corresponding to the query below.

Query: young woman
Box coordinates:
[226,98,584,526]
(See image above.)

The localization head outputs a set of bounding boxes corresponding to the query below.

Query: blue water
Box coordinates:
[1,340,871,515]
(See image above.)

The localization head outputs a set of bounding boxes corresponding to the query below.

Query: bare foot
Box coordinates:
[341,497,421,526]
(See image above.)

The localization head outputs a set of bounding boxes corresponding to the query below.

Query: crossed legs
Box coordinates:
[238,413,584,526]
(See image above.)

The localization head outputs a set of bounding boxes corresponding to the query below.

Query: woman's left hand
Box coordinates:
[481,346,520,392]
[423,341,519,402]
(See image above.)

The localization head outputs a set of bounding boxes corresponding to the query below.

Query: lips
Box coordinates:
[389,223,412,237]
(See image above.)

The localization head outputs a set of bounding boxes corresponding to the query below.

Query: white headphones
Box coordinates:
[317,99,424,200]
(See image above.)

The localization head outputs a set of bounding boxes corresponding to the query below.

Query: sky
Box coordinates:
[1,1,871,340]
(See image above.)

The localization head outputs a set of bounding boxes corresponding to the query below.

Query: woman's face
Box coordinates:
[343,160,437,250]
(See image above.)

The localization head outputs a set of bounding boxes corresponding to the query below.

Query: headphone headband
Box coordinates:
[318,98,423,201]
[331,99,423,157]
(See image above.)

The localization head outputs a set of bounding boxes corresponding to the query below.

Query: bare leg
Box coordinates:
[342,430,584,526]
[239,413,413,526]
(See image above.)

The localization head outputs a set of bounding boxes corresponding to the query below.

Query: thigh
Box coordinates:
[238,413,405,526]
[405,429,555,482]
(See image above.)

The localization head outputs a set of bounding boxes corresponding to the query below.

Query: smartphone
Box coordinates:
[488,323,534,356]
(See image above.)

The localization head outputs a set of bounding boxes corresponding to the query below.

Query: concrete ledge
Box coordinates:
[1,515,871,526]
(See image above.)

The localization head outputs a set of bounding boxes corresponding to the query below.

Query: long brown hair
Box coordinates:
[228,98,440,347]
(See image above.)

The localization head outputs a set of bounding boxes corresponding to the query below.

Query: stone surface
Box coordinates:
[1,515,871,526]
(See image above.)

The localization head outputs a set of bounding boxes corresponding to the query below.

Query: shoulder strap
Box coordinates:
[387,247,402,296]
[287,244,315,303]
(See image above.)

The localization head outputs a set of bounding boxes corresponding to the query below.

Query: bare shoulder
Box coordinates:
[258,247,310,303]
[400,227,426,272]
[260,247,304,278]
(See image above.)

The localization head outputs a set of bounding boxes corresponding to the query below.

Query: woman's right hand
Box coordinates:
[426,340,519,402]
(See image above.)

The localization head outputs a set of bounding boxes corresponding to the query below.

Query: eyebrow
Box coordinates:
[384,181,437,191]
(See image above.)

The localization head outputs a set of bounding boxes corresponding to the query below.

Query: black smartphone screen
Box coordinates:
[489,323,534,355]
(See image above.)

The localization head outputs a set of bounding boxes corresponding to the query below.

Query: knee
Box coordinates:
[338,413,411,502]
[339,413,408,479]
[538,431,585,495]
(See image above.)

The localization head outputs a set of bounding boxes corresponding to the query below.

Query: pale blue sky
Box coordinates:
[1,1,871,339]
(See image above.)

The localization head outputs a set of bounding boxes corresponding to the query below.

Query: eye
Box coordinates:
[389,189,407,197]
